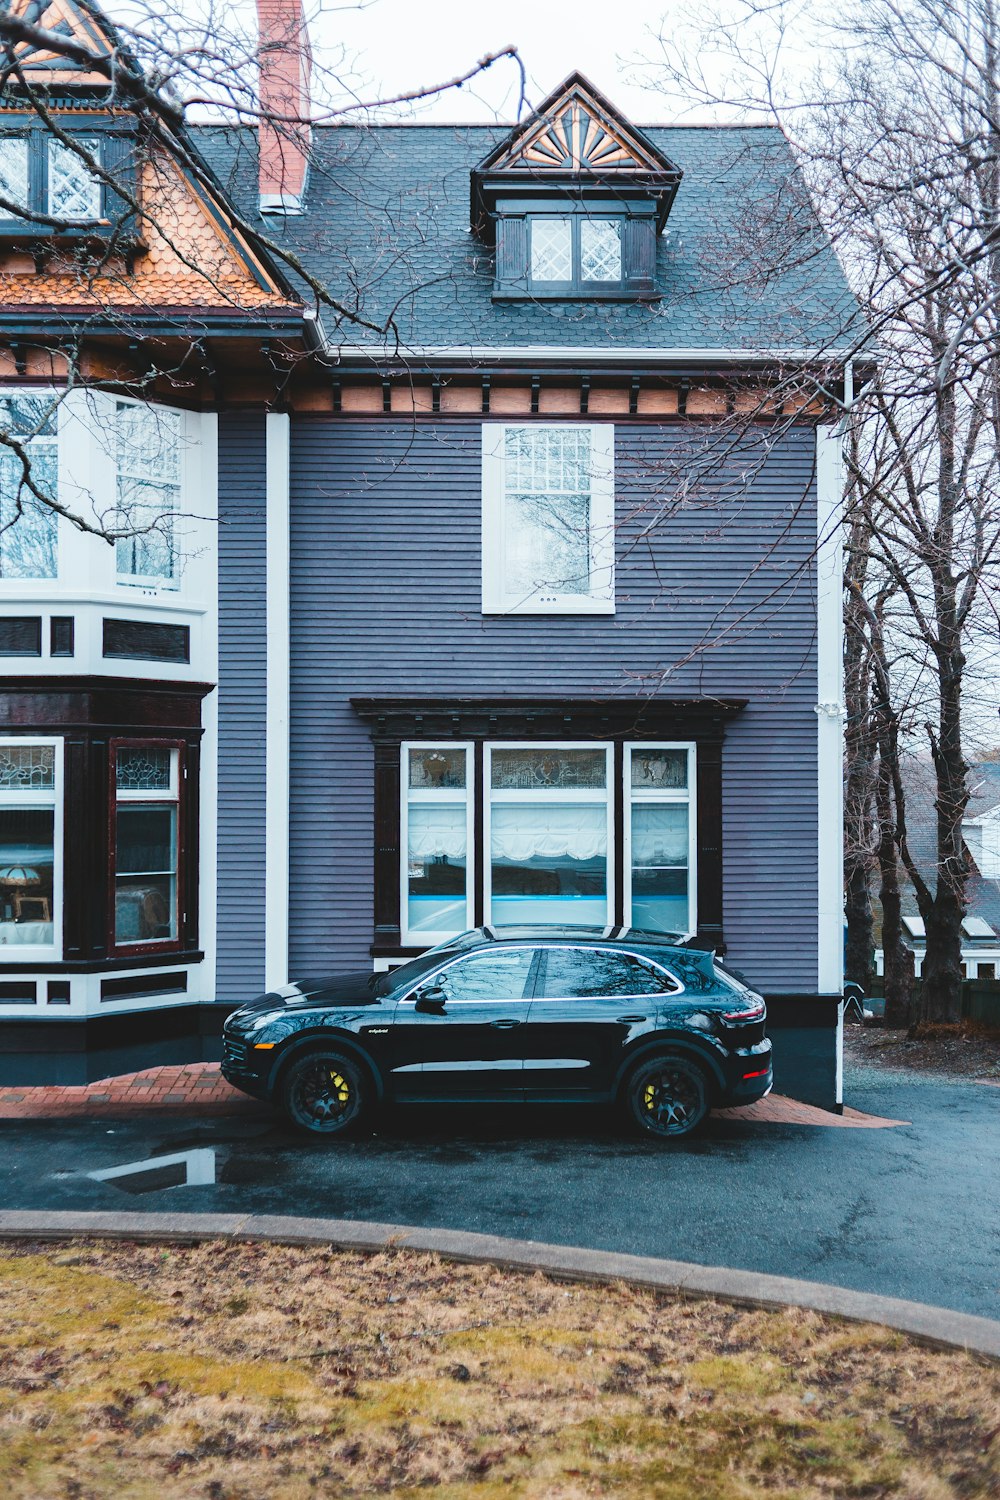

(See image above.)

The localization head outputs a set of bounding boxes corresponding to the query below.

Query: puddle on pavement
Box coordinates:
[87,1147,216,1196]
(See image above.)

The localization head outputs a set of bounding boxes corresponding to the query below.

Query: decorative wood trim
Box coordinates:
[694,736,724,952]
[355,698,745,957]
[373,740,402,947]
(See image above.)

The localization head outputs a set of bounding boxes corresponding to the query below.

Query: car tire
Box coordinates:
[623,1054,711,1139]
[279,1049,369,1136]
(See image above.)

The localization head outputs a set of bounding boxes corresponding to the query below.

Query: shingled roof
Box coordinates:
[194,121,860,359]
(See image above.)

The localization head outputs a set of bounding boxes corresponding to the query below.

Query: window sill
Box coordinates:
[492,288,660,303]
[482,599,616,617]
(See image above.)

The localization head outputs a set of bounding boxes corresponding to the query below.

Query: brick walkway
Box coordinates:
[0,1062,908,1126]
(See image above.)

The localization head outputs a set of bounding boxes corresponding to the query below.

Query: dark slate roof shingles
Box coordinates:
[193,122,859,355]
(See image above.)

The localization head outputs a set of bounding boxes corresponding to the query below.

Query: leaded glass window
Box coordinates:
[116,746,173,792]
[0,744,55,791]
[0,137,29,220]
[0,396,59,580]
[530,218,572,281]
[115,402,181,587]
[580,219,622,282]
[48,138,102,221]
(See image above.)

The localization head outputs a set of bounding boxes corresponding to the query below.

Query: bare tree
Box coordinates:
[646,0,1000,1022]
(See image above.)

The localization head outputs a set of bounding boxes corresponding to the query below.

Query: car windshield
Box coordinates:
[373,953,446,997]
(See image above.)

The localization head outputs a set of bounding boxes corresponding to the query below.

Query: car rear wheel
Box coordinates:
[624,1054,710,1139]
[280,1050,368,1136]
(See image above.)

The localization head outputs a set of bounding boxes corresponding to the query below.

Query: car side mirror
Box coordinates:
[414,985,448,1014]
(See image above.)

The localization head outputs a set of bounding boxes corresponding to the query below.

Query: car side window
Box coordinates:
[539,948,676,999]
[432,948,536,1002]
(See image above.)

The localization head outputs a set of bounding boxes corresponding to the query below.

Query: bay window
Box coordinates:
[396,737,697,946]
[0,395,59,579]
[0,741,60,956]
[482,423,615,614]
[111,742,183,952]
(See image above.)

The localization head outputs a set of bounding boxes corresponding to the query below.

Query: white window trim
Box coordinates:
[0,736,63,962]
[483,741,616,929]
[623,742,697,941]
[400,742,475,947]
[481,422,615,615]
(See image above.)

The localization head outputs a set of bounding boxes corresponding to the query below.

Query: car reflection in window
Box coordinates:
[434,948,536,1002]
[538,948,677,998]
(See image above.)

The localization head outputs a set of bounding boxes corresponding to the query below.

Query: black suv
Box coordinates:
[221,927,772,1138]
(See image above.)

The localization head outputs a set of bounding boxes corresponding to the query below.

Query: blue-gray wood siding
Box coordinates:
[216,413,267,1004]
[287,418,821,994]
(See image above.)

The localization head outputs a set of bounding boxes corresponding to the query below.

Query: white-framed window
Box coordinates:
[0,739,62,959]
[47,137,102,221]
[115,400,182,588]
[624,744,697,936]
[482,423,615,615]
[0,393,59,579]
[112,743,181,949]
[485,743,615,927]
[401,743,475,944]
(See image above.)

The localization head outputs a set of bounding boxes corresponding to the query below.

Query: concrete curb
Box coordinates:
[1,1210,997,1361]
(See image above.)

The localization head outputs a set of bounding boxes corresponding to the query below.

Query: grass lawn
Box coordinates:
[1,1238,998,1499]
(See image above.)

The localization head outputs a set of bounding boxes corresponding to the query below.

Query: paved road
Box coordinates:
[2,1062,997,1320]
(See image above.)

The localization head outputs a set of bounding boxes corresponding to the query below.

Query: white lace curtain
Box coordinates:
[408,800,687,865]
[490,803,607,862]
[632,805,688,864]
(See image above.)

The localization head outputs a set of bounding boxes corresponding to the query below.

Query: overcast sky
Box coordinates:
[311,0,685,125]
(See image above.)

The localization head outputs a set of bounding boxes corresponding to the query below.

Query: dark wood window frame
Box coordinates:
[108,736,188,960]
[0,677,210,973]
[0,120,140,246]
[492,196,659,302]
[353,697,747,959]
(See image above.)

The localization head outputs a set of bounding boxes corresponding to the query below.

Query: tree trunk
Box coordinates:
[875,750,912,1027]
[918,896,966,1024]
[845,862,875,993]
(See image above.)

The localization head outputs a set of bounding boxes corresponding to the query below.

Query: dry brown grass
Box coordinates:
[1,1237,998,1498]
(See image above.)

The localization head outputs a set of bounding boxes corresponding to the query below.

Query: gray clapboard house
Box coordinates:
[0,0,854,1106]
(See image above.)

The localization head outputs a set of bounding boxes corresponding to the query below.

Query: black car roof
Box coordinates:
[464,925,693,952]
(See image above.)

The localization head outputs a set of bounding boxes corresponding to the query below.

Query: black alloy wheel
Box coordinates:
[281,1051,367,1135]
[625,1054,710,1139]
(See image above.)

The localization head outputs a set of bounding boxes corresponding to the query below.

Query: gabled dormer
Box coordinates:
[472,73,682,302]
[0,0,142,250]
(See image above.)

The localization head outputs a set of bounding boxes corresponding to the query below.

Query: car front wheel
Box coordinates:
[280,1050,368,1136]
[624,1054,710,1139]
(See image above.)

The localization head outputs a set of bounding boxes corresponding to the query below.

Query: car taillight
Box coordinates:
[723,1001,765,1022]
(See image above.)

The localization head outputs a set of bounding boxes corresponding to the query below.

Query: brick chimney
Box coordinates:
[256,0,311,215]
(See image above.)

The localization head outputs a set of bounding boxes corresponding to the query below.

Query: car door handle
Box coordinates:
[489,1018,521,1029]
[616,1015,647,1023]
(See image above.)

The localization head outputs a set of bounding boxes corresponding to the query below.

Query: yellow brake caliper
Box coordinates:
[329,1071,350,1105]
[643,1082,657,1112]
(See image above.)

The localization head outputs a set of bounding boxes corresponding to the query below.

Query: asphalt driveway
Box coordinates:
[2,1061,997,1320]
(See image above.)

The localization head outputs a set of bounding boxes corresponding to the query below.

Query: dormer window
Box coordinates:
[472,73,682,305]
[0,126,137,240]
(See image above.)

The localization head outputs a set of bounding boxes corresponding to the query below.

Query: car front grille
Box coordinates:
[222,1035,248,1071]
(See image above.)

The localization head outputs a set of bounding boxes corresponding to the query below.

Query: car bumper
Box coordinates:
[718,1038,773,1106]
[221,1033,271,1101]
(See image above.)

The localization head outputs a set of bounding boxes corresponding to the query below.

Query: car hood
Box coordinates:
[235,971,380,1018]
